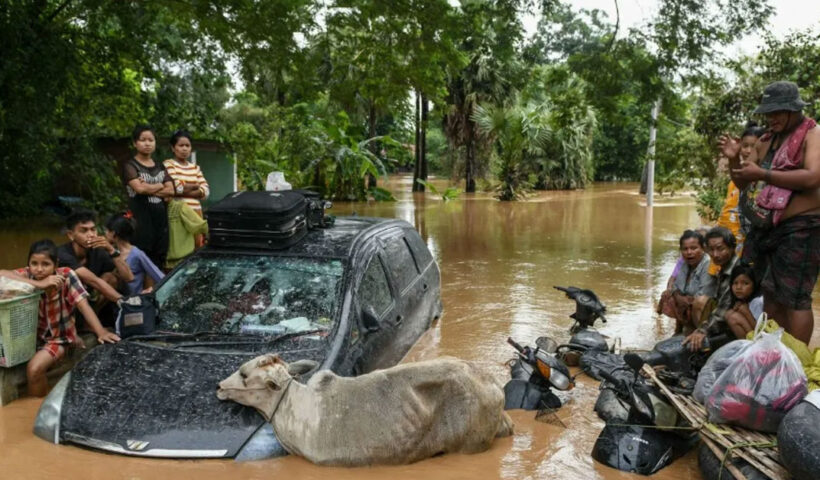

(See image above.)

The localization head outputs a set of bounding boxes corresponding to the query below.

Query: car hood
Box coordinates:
[59,341,270,458]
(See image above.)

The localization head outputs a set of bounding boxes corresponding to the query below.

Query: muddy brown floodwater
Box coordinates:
[1,177,818,480]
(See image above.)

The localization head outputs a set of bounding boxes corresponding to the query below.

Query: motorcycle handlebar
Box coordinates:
[596,367,630,395]
[507,337,526,354]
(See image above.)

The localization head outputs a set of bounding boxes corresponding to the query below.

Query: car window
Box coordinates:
[383,235,419,291]
[404,230,433,270]
[359,256,392,319]
[155,255,344,336]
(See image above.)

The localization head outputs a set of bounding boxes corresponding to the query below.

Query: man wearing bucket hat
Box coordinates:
[719,81,820,345]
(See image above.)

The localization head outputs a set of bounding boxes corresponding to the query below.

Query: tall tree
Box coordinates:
[638,0,773,203]
[443,0,530,193]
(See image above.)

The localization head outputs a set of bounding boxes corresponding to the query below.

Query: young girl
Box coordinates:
[163,130,210,248]
[724,263,763,339]
[0,240,119,396]
[123,124,174,267]
[105,213,165,295]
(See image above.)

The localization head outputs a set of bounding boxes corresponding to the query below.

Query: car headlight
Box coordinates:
[33,372,71,443]
[235,423,288,462]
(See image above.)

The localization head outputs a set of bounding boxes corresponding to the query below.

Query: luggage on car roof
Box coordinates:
[207,190,330,250]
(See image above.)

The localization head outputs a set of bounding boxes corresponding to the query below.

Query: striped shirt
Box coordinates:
[163,158,210,214]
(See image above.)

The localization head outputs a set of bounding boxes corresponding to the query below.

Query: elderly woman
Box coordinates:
[658,230,715,333]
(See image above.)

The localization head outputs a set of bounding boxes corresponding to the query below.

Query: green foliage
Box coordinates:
[415,179,462,201]
[1,0,810,218]
[693,176,729,223]
[219,97,395,201]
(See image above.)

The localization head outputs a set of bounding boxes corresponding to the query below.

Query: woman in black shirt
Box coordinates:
[123,125,174,267]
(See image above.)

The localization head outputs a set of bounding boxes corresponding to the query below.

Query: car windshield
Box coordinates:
[155,255,345,337]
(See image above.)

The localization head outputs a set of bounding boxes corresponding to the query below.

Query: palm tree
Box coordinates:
[472,101,552,200]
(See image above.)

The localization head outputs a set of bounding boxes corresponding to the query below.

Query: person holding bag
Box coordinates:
[718,81,820,345]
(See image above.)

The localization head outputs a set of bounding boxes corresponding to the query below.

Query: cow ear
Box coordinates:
[257,354,280,367]
[287,359,319,377]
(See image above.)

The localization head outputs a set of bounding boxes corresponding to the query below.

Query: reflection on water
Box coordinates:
[0,177,817,479]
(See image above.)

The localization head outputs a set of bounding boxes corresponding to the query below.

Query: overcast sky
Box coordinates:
[523,0,820,57]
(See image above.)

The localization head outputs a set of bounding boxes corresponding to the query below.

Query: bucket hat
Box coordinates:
[753,81,807,114]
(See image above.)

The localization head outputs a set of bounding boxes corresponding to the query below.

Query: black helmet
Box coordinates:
[592,424,695,475]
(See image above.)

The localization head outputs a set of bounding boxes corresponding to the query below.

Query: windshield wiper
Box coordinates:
[170,328,329,349]
[125,331,247,342]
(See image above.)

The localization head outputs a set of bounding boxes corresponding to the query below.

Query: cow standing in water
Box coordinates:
[217,354,514,466]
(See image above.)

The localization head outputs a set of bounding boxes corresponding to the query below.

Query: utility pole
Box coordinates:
[646,98,662,207]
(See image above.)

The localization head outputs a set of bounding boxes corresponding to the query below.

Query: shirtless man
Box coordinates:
[719,81,820,344]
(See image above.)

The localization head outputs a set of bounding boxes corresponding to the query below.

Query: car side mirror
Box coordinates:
[361,306,380,333]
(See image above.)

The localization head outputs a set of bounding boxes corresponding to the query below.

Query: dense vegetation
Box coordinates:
[0,0,817,218]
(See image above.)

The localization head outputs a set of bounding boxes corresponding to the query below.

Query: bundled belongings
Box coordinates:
[693,340,752,404]
[777,390,820,480]
[705,329,807,433]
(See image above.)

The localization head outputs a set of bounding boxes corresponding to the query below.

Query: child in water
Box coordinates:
[105,212,164,295]
[0,239,119,396]
[724,263,763,339]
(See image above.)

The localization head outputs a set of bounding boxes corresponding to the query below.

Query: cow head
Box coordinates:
[217,354,317,420]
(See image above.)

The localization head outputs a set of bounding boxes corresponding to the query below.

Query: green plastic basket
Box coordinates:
[0,292,40,367]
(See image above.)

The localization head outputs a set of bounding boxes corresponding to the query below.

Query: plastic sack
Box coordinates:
[0,276,35,299]
[265,171,292,191]
[746,318,812,367]
[693,339,752,404]
[706,329,807,432]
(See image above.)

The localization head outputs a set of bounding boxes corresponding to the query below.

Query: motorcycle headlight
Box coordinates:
[235,423,288,462]
[550,369,573,391]
[33,372,71,443]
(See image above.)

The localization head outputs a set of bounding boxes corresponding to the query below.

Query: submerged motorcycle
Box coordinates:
[503,337,574,410]
[551,286,613,365]
[592,353,698,475]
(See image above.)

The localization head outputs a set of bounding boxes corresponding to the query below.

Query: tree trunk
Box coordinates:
[367,100,377,189]
[465,119,476,193]
[413,91,422,192]
[420,94,428,187]
[645,98,662,207]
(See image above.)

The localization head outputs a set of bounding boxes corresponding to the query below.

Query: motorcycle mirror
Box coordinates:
[624,353,645,372]
[535,336,558,354]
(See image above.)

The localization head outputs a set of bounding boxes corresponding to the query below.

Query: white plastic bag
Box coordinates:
[0,276,35,299]
[693,339,752,403]
[705,329,807,432]
[265,171,292,191]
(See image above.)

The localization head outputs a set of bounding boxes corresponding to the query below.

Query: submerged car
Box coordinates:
[34,217,442,459]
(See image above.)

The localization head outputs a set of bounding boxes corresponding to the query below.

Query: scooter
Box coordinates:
[592,333,729,422]
[550,286,612,366]
[592,353,698,476]
[504,337,574,411]
[637,333,730,394]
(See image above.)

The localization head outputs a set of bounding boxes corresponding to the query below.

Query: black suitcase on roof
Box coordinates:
[208,190,308,249]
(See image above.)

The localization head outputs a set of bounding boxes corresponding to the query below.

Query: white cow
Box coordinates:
[217,354,514,466]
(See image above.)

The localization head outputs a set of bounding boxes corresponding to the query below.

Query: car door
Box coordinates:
[379,230,431,353]
[348,250,399,374]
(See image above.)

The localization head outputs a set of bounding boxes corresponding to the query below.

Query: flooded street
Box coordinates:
[1,177,818,479]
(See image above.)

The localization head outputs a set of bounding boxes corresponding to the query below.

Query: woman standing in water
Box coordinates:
[123,125,174,267]
[163,130,210,247]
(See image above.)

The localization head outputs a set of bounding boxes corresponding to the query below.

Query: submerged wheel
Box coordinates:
[697,443,771,480]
